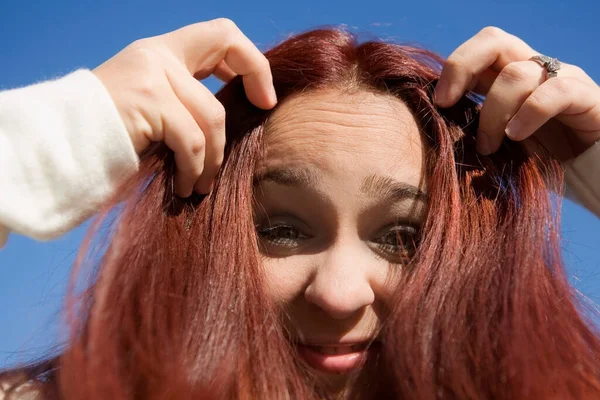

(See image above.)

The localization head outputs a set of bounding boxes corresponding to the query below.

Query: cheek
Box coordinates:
[371,270,402,305]
[262,257,311,304]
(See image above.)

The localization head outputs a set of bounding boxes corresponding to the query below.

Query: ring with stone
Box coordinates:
[529,55,562,78]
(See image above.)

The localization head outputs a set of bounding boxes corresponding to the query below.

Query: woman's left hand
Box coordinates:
[434,26,600,160]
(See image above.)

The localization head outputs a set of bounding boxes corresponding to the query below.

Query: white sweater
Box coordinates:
[0,70,138,248]
[0,70,598,248]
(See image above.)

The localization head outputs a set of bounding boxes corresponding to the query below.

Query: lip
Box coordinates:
[296,341,378,374]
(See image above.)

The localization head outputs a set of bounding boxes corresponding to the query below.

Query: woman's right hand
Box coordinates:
[93,18,277,197]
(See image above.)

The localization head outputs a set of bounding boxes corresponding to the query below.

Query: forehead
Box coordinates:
[259,89,425,189]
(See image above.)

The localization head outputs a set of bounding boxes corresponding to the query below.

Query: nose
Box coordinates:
[304,244,375,320]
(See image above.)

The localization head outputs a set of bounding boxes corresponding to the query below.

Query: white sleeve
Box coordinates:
[0,69,139,248]
[564,141,600,217]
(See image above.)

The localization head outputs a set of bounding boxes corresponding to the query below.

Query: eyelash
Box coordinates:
[372,225,420,261]
[255,222,420,260]
[256,223,310,247]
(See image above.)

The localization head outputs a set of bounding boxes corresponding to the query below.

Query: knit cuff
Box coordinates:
[0,69,139,242]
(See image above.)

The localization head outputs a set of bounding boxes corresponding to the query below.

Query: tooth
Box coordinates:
[315,346,342,355]
[311,345,370,355]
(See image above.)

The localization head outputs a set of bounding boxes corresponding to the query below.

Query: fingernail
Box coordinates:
[269,85,278,106]
[434,81,448,106]
[476,132,492,155]
[505,119,520,140]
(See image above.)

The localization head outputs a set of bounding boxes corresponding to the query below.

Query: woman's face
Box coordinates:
[253,89,426,391]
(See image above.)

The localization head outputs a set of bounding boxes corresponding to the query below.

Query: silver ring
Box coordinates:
[529,54,561,78]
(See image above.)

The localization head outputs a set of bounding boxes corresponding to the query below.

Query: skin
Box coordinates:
[93,22,600,197]
[90,18,600,394]
[253,89,427,393]
[435,27,600,159]
[93,18,277,197]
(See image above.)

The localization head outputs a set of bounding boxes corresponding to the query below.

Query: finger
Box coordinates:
[435,26,535,107]
[213,60,237,82]
[477,61,545,154]
[506,77,600,148]
[166,67,226,194]
[473,63,596,99]
[471,68,499,95]
[167,18,277,109]
[161,97,206,198]
[193,60,237,82]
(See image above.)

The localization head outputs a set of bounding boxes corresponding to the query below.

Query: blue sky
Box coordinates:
[1,0,599,368]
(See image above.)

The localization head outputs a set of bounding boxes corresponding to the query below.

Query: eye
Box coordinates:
[256,223,310,248]
[373,225,420,262]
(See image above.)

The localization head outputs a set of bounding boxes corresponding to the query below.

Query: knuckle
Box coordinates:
[213,135,227,158]
[127,40,163,66]
[207,153,225,171]
[190,132,206,156]
[213,152,225,167]
[566,65,593,83]
[184,166,204,181]
[445,52,470,72]
[569,64,585,76]
[137,73,161,99]
[548,76,572,94]
[192,161,205,176]
[183,163,205,180]
[501,62,532,83]
[526,78,571,112]
[258,56,271,73]
[209,144,226,169]
[211,18,239,36]
[479,26,505,39]
[123,49,164,99]
[128,38,150,51]
[179,159,203,179]
[205,103,226,131]
[182,166,201,180]
[524,92,548,115]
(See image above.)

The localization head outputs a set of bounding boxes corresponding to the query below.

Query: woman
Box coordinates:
[1,19,600,399]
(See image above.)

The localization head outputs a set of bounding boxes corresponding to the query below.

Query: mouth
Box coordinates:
[296,341,379,374]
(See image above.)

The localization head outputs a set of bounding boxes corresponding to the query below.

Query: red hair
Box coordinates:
[2,27,600,399]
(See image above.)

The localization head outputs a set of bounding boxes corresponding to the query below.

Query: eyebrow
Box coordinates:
[253,167,320,188]
[254,168,427,202]
[360,174,428,203]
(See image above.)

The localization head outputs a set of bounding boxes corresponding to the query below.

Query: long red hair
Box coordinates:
[2,28,600,399]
